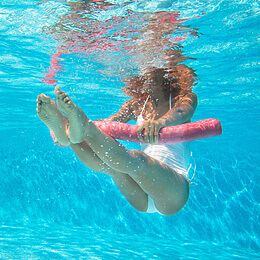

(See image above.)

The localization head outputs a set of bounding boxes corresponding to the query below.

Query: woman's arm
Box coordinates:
[159,92,198,126]
[106,100,135,123]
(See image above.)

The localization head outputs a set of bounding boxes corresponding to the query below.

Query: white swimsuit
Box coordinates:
[137,95,194,213]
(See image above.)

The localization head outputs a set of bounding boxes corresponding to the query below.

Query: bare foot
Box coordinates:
[36,93,70,146]
[54,86,91,144]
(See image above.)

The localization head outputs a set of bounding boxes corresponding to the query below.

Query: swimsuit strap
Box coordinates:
[140,95,150,117]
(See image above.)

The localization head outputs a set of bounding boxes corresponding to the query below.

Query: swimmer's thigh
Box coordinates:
[128,150,190,215]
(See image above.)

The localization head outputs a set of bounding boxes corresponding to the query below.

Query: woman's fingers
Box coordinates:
[154,123,160,144]
[137,126,144,142]
[144,125,150,143]
[137,120,164,144]
[149,123,155,144]
[147,121,155,144]
[137,120,163,144]
[137,121,156,144]
[138,121,149,143]
[143,121,150,143]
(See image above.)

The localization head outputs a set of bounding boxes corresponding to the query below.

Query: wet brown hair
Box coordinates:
[123,65,196,102]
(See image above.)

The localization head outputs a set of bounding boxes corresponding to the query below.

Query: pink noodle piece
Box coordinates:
[94,118,222,144]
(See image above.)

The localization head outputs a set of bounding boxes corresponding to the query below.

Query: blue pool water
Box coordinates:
[0,0,259,258]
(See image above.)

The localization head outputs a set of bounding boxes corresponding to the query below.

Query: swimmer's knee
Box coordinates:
[156,183,190,216]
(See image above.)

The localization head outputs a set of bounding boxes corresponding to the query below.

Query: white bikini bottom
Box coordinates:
[147,195,159,213]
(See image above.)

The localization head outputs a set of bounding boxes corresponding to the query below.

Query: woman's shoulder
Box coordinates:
[125,98,146,117]
[174,91,197,109]
[124,98,143,107]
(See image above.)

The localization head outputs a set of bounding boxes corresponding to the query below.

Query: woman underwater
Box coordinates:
[36,64,197,216]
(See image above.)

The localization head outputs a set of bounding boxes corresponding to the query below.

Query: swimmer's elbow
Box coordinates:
[176,104,196,121]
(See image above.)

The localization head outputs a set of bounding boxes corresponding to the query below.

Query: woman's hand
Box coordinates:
[137,119,167,144]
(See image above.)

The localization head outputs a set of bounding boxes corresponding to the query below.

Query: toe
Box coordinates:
[64,97,70,103]
[36,104,40,113]
[67,101,74,108]
[37,94,43,101]
[54,86,60,94]
[36,97,42,105]
[60,93,67,100]
[57,92,68,103]
[38,93,51,103]
[57,91,74,106]
[54,86,64,96]
[55,87,65,96]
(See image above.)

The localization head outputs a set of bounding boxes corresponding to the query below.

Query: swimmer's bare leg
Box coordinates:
[71,141,148,212]
[36,93,70,146]
[55,87,189,215]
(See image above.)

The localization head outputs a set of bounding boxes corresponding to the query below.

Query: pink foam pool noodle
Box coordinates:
[94,118,222,144]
